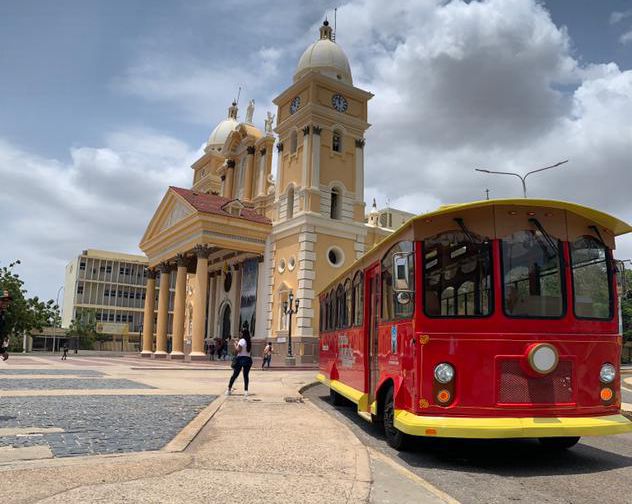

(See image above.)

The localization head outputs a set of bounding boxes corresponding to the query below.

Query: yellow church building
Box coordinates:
[139,20,399,364]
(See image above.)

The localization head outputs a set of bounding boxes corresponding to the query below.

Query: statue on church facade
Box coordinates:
[265,111,275,135]
[245,99,255,124]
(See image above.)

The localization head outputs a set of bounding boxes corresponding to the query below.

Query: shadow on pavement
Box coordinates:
[309,389,632,478]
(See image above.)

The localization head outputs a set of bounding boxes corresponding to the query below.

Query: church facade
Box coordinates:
[139,21,395,363]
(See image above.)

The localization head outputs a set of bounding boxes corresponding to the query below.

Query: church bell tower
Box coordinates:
[266,20,374,359]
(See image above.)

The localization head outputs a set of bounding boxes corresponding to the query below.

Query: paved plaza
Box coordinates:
[1,355,630,504]
[0,354,379,504]
[1,395,214,457]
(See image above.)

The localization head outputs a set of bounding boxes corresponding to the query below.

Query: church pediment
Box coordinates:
[140,188,196,246]
[161,200,193,231]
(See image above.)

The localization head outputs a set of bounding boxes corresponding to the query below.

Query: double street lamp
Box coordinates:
[475,160,569,198]
[283,291,300,366]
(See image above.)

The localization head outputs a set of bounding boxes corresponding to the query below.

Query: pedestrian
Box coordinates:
[209,341,215,360]
[262,341,272,369]
[61,344,68,360]
[1,335,9,361]
[226,322,252,398]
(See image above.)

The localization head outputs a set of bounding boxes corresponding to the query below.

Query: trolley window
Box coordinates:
[501,230,564,318]
[570,236,613,320]
[381,241,415,321]
[424,232,492,317]
[352,271,364,326]
[344,279,352,328]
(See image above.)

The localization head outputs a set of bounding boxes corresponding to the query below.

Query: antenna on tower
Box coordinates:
[333,7,337,42]
[235,86,242,105]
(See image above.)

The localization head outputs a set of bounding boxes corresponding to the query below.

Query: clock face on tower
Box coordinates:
[290,96,301,114]
[332,94,348,113]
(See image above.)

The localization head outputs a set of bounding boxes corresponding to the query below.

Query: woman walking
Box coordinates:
[261,342,272,369]
[226,322,253,398]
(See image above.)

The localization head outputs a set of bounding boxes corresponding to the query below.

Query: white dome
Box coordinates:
[294,22,352,85]
[206,117,238,149]
[206,102,239,151]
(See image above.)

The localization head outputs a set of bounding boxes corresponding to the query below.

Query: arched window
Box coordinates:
[290,131,298,154]
[336,284,345,329]
[501,230,563,318]
[424,231,492,318]
[330,187,341,220]
[286,186,294,219]
[570,236,613,320]
[329,289,336,329]
[381,241,415,321]
[332,130,342,153]
[352,271,364,326]
[320,297,325,333]
[344,278,352,328]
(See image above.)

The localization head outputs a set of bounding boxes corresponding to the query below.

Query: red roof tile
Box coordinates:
[170,187,271,225]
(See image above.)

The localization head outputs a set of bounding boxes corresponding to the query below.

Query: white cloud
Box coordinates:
[330,0,632,258]
[0,131,200,301]
[4,0,632,305]
[610,10,632,25]
[620,30,632,45]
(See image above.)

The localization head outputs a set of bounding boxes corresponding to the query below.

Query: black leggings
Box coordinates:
[228,356,253,391]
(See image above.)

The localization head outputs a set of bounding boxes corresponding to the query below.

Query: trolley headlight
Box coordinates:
[527,343,558,375]
[434,363,455,384]
[600,363,616,383]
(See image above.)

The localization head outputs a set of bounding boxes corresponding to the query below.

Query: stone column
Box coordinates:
[226,160,236,199]
[257,148,267,197]
[355,138,365,203]
[170,254,187,359]
[141,268,156,357]
[301,126,310,188]
[311,126,321,189]
[155,263,171,358]
[232,263,242,337]
[207,272,218,341]
[244,146,255,201]
[191,245,210,360]
[275,143,283,196]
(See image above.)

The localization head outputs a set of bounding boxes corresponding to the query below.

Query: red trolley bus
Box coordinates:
[317,199,632,449]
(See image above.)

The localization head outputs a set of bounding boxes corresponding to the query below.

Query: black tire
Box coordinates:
[330,388,345,406]
[383,387,410,450]
[538,437,581,450]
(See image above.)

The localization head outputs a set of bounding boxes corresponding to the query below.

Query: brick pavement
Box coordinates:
[0,378,155,390]
[0,395,215,457]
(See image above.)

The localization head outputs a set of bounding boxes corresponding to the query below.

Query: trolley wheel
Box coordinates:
[538,437,581,450]
[383,387,410,450]
[330,388,346,406]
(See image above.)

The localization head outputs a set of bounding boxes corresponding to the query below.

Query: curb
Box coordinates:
[298,380,322,395]
[163,396,225,453]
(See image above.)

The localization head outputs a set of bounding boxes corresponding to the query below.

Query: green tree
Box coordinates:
[66,310,98,350]
[0,260,60,351]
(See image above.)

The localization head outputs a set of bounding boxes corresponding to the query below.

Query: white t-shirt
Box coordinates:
[237,338,250,357]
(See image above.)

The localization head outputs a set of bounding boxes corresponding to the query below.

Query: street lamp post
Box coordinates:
[475,160,568,198]
[283,291,300,367]
[52,285,64,354]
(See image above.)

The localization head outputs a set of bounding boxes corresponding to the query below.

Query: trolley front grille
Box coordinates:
[498,359,574,404]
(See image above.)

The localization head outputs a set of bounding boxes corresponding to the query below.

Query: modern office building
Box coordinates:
[62,249,166,349]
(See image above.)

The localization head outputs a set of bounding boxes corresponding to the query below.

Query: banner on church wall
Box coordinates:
[239,259,258,335]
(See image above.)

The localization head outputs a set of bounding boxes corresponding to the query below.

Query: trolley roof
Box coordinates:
[320,198,632,295]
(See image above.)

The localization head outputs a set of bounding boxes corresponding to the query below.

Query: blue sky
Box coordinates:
[1,0,632,302]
